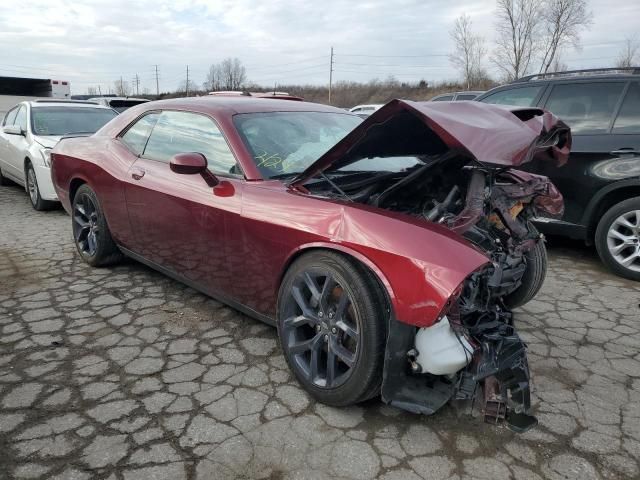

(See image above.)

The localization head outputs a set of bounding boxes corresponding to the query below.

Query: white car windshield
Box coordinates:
[31,107,117,136]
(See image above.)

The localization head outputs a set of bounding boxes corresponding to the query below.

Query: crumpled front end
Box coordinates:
[381,264,537,433]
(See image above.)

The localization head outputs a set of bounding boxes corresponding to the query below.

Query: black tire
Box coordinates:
[277,250,387,406]
[0,167,10,186]
[504,228,548,309]
[72,184,123,267]
[595,197,640,281]
[25,163,56,211]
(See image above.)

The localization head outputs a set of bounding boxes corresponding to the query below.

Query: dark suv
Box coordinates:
[476,68,640,281]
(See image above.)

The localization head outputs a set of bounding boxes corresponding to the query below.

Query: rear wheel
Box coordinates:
[277,251,387,406]
[26,163,55,211]
[72,184,123,267]
[595,197,640,281]
[504,226,547,309]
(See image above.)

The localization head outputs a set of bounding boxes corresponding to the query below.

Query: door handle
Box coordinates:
[131,168,145,180]
[610,148,639,156]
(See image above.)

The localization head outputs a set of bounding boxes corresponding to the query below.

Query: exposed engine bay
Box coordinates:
[306,154,562,303]
[304,154,564,432]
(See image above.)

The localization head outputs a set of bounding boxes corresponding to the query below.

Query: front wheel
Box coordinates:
[595,197,640,281]
[26,163,55,211]
[72,184,123,267]
[277,251,387,406]
[504,228,548,309]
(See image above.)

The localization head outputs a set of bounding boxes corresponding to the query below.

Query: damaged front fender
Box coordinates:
[381,266,537,433]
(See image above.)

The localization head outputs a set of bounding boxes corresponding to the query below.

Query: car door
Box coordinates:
[523,80,630,227]
[4,105,30,183]
[124,110,243,296]
[0,106,19,177]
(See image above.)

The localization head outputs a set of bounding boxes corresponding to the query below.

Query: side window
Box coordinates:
[612,83,640,134]
[480,86,544,107]
[143,111,239,175]
[456,94,478,101]
[14,106,27,132]
[543,82,626,134]
[432,95,454,102]
[120,113,160,155]
[3,107,18,126]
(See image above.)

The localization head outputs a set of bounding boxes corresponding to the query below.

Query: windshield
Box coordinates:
[234,111,362,178]
[109,100,148,113]
[31,107,117,136]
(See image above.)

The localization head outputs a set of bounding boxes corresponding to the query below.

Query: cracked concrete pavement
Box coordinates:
[0,183,639,480]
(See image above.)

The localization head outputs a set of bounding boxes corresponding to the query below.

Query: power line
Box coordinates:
[336,53,449,58]
[334,62,449,68]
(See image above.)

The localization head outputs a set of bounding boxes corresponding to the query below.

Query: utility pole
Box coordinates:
[328,46,334,105]
[186,65,189,97]
[154,65,160,96]
[133,74,140,96]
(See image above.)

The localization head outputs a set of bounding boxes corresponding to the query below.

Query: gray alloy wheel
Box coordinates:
[27,167,38,205]
[595,197,640,281]
[71,184,123,267]
[280,269,361,389]
[606,210,640,273]
[25,163,53,211]
[277,251,387,406]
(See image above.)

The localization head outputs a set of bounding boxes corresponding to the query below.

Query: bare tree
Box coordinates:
[449,14,487,89]
[492,0,543,81]
[178,79,198,94]
[86,86,98,96]
[113,79,130,96]
[219,58,247,90]
[616,37,640,68]
[539,0,592,73]
[204,64,222,92]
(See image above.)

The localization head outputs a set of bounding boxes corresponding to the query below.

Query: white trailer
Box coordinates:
[0,76,71,119]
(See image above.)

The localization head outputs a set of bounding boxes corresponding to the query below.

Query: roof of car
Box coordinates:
[512,67,640,83]
[28,100,113,109]
[88,97,150,102]
[143,96,347,115]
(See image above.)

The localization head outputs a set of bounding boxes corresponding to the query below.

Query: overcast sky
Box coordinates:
[0,0,638,94]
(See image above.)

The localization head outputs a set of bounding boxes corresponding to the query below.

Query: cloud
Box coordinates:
[0,0,637,94]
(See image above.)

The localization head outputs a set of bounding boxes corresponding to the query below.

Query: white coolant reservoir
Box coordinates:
[414,316,473,375]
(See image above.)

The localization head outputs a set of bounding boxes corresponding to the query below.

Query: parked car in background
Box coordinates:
[50,97,570,431]
[430,91,484,102]
[0,100,117,210]
[88,96,150,113]
[349,104,383,117]
[476,68,640,281]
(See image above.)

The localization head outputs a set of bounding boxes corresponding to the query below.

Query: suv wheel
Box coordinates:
[595,197,640,281]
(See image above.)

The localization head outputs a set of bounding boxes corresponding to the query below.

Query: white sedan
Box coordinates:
[0,100,117,210]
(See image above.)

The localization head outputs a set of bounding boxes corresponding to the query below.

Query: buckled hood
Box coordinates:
[290,99,571,188]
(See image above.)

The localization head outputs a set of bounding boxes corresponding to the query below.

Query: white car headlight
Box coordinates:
[40,148,52,167]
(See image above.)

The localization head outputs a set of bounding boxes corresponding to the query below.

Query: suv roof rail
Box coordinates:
[32,99,99,105]
[514,67,640,82]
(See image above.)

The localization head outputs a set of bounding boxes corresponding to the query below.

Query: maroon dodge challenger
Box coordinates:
[51,97,570,432]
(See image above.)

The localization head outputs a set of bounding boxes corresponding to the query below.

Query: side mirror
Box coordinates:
[169,152,219,186]
[3,125,23,136]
